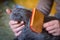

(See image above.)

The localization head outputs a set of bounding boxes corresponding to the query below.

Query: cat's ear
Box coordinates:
[6,8,12,15]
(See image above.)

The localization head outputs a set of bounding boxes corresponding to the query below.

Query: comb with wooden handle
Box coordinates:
[30,8,44,33]
[30,8,58,34]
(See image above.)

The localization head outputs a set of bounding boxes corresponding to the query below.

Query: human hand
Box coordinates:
[43,20,60,36]
[6,8,25,37]
[9,20,25,37]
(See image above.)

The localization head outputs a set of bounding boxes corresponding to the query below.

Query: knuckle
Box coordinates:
[46,28,49,31]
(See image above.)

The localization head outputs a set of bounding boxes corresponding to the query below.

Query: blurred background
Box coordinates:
[0,0,15,40]
[0,0,56,40]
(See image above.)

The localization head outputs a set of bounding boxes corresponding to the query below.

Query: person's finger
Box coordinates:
[52,32,59,36]
[46,24,58,31]
[9,20,18,25]
[48,29,57,34]
[52,29,60,36]
[14,31,22,37]
[11,21,24,29]
[10,23,21,29]
[43,20,57,28]
[13,25,25,33]
[9,20,24,25]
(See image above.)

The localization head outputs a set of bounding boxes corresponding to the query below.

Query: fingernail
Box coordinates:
[23,25,25,27]
[14,21,18,23]
[21,21,24,24]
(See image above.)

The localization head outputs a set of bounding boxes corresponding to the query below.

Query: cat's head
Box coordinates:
[7,8,32,23]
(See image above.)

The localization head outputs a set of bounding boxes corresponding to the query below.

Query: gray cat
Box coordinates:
[10,8,60,40]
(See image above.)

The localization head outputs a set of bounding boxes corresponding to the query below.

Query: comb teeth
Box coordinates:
[30,8,44,33]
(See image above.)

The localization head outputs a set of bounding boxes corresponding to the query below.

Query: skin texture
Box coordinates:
[6,8,60,40]
[44,16,60,36]
[43,20,60,36]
